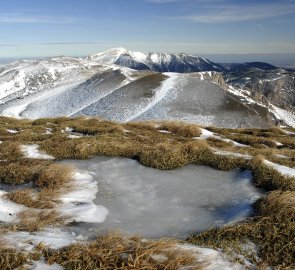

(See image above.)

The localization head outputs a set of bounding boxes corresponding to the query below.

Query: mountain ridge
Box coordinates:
[87,47,225,73]
[0,48,294,127]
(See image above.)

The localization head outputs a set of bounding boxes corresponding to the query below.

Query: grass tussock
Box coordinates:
[16,209,66,232]
[6,189,56,209]
[0,247,40,270]
[252,155,295,191]
[6,163,74,209]
[158,121,201,138]
[139,142,190,170]
[255,190,295,219]
[41,232,203,270]
[35,163,73,189]
[0,141,23,161]
[185,141,248,171]
[0,160,51,184]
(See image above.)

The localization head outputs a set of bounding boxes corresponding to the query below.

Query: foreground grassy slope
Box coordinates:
[0,116,294,269]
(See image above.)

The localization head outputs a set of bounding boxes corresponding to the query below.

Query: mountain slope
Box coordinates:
[0,50,294,127]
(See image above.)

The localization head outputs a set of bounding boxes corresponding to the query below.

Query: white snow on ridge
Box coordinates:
[0,70,26,100]
[270,105,295,128]
[21,144,55,160]
[3,103,30,119]
[124,73,178,122]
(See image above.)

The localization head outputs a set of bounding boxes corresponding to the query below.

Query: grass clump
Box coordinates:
[0,247,40,270]
[15,209,66,232]
[139,142,190,170]
[35,163,73,189]
[255,190,295,219]
[0,141,23,161]
[252,155,295,191]
[0,160,51,184]
[6,189,56,209]
[185,141,248,171]
[6,163,74,209]
[159,121,201,138]
[41,232,202,270]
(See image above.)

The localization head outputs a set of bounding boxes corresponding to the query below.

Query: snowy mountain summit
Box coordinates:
[88,47,224,73]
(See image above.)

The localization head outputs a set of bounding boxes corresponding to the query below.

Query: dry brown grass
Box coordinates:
[15,209,66,232]
[0,116,294,269]
[0,141,23,161]
[139,142,190,170]
[158,121,201,138]
[0,246,40,270]
[41,232,203,270]
[0,160,51,184]
[5,163,74,210]
[255,190,295,219]
[6,189,56,209]
[35,163,73,189]
[251,155,295,191]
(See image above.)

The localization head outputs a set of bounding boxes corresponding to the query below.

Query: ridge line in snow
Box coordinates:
[124,73,178,122]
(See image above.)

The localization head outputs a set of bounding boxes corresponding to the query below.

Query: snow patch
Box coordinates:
[59,171,109,223]
[270,105,295,128]
[7,129,19,134]
[21,144,55,160]
[212,148,252,159]
[176,244,244,270]
[264,160,295,178]
[3,227,79,250]
[25,260,64,270]
[195,128,249,147]
[0,190,25,222]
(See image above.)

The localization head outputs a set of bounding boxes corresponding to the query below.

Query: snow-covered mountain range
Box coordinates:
[0,48,294,127]
[87,47,224,73]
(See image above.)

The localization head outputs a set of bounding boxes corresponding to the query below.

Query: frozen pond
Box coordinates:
[61,156,262,238]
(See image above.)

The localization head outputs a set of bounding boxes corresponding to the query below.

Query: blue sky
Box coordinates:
[0,0,294,57]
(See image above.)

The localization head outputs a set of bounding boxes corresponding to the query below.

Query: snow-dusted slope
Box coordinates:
[0,56,143,118]
[0,49,293,127]
[88,47,224,73]
[73,72,271,127]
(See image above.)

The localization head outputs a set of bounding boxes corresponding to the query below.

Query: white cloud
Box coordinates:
[0,13,75,24]
[185,3,295,23]
[146,0,182,3]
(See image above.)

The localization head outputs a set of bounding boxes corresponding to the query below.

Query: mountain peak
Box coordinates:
[87,48,224,73]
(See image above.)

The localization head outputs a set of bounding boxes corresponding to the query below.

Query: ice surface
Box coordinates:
[61,156,262,238]
[0,190,25,222]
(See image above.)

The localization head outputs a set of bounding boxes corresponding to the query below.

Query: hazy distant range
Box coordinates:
[1,53,295,69]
